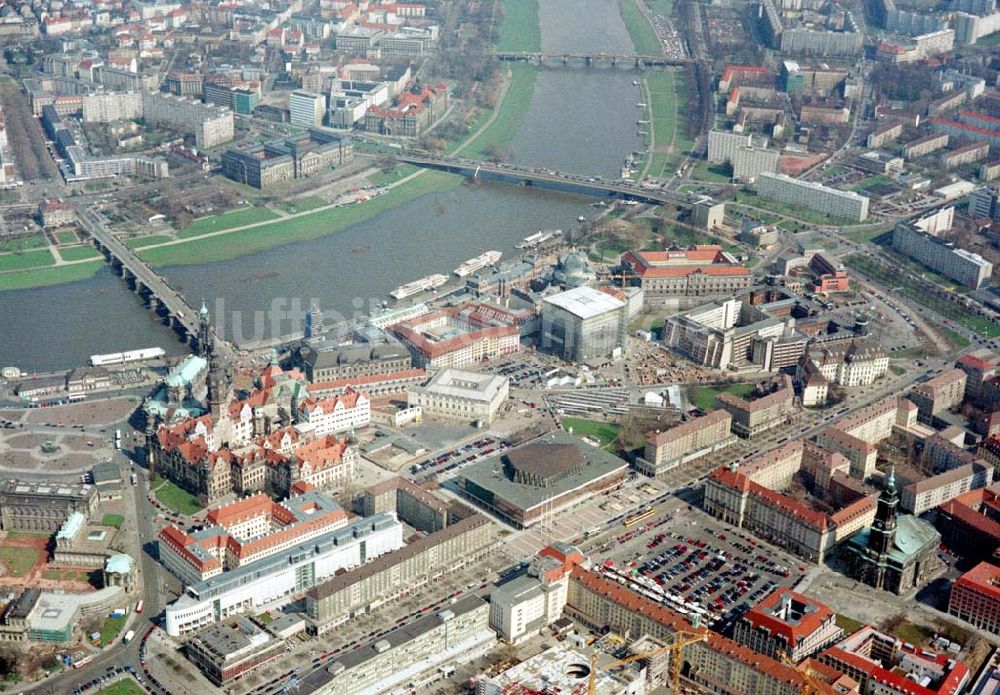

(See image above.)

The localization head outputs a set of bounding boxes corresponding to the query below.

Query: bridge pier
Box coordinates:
[635,58,641,69]
[611,57,617,66]
[585,56,592,66]
[562,55,568,65]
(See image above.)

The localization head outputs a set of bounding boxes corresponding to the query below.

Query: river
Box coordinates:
[0,0,647,371]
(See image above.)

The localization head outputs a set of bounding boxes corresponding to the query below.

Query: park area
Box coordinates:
[689,383,755,411]
[561,417,621,448]
[151,477,202,516]
[97,681,146,695]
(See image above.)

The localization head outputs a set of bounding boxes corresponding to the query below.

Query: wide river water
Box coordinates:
[0,0,648,371]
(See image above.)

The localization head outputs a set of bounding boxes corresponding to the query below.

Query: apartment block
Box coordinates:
[942,141,990,169]
[733,589,844,662]
[909,368,968,423]
[716,375,795,438]
[638,410,736,476]
[892,219,992,289]
[756,172,870,222]
[903,132,949,159]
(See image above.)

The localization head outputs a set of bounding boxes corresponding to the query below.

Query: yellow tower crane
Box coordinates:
[587,630,708,695]
[780,652,827,695]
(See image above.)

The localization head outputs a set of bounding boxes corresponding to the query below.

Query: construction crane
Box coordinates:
[780,652,826,695]
[587,630,708,695]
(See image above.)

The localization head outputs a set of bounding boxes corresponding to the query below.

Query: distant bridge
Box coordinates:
[397,154,689,206]
[492,51,692,67]
[77,206,232,357]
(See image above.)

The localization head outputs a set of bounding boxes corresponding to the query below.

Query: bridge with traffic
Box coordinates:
[76,206,232,357]
[397,154,690,206]
[492,51,692,67]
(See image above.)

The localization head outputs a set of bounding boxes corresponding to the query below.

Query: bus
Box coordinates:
[67,393,87,402]
[623,508,656,528]
[73,656,94,669]
[135,600,144,614]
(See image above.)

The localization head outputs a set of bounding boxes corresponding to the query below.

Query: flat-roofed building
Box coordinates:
[407,368,509,425]
[756,172,870,222]
[298,596,494,695]
[540,287,627,363]
[164,512,403,636]
[892,219,992,289]
[304,514,493,632]
[185,618,284,686]
[358,476,449,533]
[457,430,628,529]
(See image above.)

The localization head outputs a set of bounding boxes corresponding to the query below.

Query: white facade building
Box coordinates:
[164,513,403,636]
[408,369,509,424]
[756,172,870,222]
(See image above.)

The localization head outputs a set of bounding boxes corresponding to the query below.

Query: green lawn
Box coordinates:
[99,615,126,646]
[58,245,101,262]
[835,613,865,636]
[942,327,971,348]
[278,196,327,214]
[689,383,755,411]
[0,260,103,292]
[0,248,55,272]
[0,545,40,577]
[620,0,661,54]
[735,191,860,226]
[140,171,462,267]
[562,417,621,448]
[178,207,281,239]
[844,254,1000,338]
[497,0,541,52]
[644,71,688,179]
[840,226,889,244]
[96,680,146,695]
[367,164,420,187]
[848,174,893,192]
[465,64,538,161]
[152,477,203,516]
[891,619,932,646]
[0,235,47,253]
[55,231,78,244]
[124,235,172,249]
[101,514,125,529]
[690,161,732,183]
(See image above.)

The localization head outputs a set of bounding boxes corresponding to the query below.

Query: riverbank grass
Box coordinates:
[464,64,537,161]
[620,0,661,54]
[59,245,101,262]
[178,206,280,238]
[0,248,56,272]
[497,0,541,52]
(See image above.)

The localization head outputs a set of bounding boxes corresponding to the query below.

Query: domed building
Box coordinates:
[103,553,136,592]
[553,251,595,288]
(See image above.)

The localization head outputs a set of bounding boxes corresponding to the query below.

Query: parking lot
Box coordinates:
[412,435,511,479]
[587,500,809,631]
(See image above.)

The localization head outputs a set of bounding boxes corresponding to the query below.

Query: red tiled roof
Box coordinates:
[743,588,835,646]
[932,117,1000,139]
[571,568,833,692]
[709,466,829,531]
[954,561,1000,602]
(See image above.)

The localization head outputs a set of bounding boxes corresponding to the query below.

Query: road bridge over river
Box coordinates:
[397,154,690,206]
[492,51,692,67]
[76,206,232,357]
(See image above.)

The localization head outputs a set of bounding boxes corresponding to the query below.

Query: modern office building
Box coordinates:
[756,172,870,222]
[407,368,509,425]
[289,90,325,127]
[457,430,629,529]
[969,186,998,219]
[540,287,627,363]
[489,544,586,643]
[164,512,403,636]
[158,490,350,585]
[184,618,285,686]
